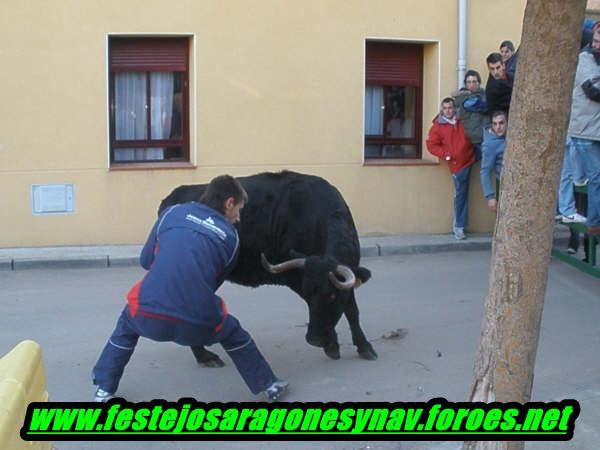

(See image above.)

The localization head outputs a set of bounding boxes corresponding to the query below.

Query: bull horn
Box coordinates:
[261,253,305,273]
[328,265,356,290]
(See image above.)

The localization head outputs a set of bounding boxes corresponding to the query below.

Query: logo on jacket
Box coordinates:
[185,214,227,240]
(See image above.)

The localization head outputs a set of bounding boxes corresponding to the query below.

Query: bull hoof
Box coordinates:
[199,357,225,368]
[324,343,340,360]
[358,344,378,360]
[191,347,225,368]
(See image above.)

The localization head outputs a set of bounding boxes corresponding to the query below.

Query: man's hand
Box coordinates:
[487,198,497,212]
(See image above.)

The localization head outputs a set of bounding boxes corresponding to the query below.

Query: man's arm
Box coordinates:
[486,197,498,212]
[479,141,496,201]
[506,51,519,80]
[140,220,159,270]
[578,53,600,102]
[426,124,446,159]
[214,229,240,289]
[451,89,469,101]
[497,80,513,111]
[576,52,597,87]
[581,77,600,102]
[486,79,512,113]
[140,204,179,269]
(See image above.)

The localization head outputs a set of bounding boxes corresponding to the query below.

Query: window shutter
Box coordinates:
[366,42,422,86]
[110,37,188,72]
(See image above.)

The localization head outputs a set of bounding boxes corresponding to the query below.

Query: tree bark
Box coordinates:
[463,1,586,449]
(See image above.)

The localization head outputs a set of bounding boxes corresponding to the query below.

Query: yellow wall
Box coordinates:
[0,0,526,247]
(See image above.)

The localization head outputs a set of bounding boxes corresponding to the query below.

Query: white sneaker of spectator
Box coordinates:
[573,178,589,187]
[453,227,466,240]
[559,213,587,223]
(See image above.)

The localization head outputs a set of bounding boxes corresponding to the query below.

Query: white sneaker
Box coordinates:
[574,178,589,187]
[265,380,289,402]
[453,228,466,240]
[561,213,587,224]
[94,387,115,403]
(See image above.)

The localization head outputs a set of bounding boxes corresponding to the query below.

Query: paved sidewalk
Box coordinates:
[3,251,599,450]
[0,227,572,270]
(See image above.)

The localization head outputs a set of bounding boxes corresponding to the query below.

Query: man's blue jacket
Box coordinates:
[127,202,239,329]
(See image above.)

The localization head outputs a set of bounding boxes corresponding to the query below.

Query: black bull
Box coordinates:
[158,170,377,366]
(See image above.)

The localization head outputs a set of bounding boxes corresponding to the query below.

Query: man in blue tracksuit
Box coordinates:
[92,175,288,402]
[480,111,508,212]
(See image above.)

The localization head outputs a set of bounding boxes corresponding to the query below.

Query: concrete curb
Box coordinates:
[0,245,143,271]
[0,246,486,271]
[4,256,141,271]
[379,240,493,256]
[0,236,572,271]
[107,256,143,267]
[357,241,493,258]
[12,256,109,271]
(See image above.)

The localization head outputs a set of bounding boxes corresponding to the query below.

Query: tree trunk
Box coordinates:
[463,1,586,449]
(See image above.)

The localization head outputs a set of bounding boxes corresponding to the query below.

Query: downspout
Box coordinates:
[457,0,467,89]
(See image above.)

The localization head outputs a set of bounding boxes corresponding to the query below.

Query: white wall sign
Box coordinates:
[31,184,75,215]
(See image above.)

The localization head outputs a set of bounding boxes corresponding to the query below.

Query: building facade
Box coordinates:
[1,0,528,247]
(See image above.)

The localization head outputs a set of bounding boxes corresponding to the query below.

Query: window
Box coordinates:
[364,42,423,159]
[109,37,189,165]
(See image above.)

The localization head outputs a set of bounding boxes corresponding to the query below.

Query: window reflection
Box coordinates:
[365,85,418,158]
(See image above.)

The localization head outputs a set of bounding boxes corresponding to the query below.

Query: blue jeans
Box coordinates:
[92,307,277,395]
[451,165,472,229]
[571,137,600,227]
[558,138,579,216]
[480,145,504,200]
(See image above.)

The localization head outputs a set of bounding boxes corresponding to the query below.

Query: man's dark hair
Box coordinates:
[441,97,455,106]
[499,40,515,52]
[200,175,248,214]
[491,110,507,121]
[486,52,503,65]
[464,69,481,85]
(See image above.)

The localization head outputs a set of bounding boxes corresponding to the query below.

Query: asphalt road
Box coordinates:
[2,251,599,450]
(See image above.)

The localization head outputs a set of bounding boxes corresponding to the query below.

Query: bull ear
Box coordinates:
[354,267,371,284]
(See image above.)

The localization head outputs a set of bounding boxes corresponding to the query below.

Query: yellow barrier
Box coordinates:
[0,340,51,450]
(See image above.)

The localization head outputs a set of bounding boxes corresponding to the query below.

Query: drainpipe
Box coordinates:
[457,0,467,89]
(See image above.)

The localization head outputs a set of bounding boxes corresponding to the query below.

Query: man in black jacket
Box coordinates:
[485,52,513,114]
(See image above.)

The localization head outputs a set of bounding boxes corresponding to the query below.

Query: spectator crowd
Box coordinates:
[426,21,600,252]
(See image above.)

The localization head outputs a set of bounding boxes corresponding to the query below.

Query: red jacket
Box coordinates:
[426,115,475,174]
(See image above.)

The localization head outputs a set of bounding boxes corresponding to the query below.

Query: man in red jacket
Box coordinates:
[426,97,476,240]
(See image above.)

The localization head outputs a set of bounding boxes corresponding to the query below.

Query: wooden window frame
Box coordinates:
[365,42,423,160]
[108,37,190,167]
